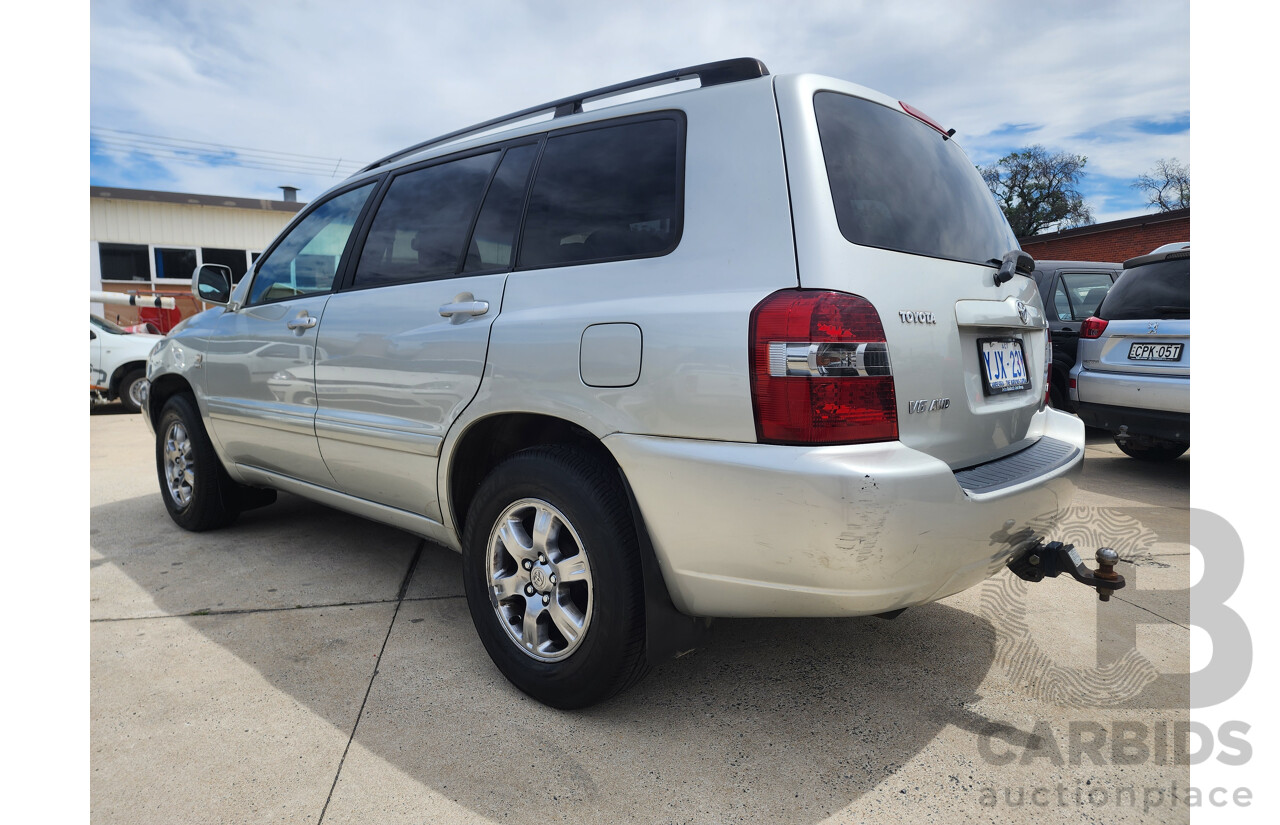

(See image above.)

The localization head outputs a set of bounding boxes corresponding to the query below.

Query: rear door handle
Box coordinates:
[439,300,489,318]
[286,314,318,330]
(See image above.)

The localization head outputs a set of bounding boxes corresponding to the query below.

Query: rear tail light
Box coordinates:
[1079,316,1109,339]
[749,289,898,445]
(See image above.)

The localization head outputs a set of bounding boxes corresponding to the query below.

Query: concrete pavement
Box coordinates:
[91,407,1191,823]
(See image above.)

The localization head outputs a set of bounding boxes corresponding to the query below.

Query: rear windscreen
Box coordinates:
[1098,258,1190,320]
[813,92,1017,266]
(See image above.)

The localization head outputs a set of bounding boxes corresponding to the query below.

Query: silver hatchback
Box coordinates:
[1069,245,1190,460]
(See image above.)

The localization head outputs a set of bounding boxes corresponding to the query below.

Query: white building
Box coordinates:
[90,186,304,322]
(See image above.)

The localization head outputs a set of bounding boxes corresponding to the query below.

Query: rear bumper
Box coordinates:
[1074,402,1190,443]
[604,408,1083,618]
[1069,364,1189,413]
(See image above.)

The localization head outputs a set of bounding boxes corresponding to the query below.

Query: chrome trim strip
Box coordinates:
[954,297,1043,328]
[206,398,316,437]
[313,416,443,457]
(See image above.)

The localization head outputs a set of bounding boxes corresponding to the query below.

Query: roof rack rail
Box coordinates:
[358,57,769,174]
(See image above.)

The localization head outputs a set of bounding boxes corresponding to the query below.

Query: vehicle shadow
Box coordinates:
[92,492,1003,822]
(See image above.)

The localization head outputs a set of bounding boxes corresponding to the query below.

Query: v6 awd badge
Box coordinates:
[908,398,950,414]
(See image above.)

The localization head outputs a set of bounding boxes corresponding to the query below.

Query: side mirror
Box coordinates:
[193,264,233,305]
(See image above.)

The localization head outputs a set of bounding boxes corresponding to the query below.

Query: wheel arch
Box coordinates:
[445,411,707,662]
[109,360,148,399]
[146,373,197,431]
[447,412,608,539]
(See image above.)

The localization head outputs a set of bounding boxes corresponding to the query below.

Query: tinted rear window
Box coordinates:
[1098,258,1190,320]
[813,92,1017,266]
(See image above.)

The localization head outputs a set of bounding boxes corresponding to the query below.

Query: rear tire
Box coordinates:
[1048,381,1065,411]
[1114,436,1188,461]
[462,445,649,709]
[156,394,242,531]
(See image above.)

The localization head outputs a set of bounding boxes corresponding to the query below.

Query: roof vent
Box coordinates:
[278,186,299,203]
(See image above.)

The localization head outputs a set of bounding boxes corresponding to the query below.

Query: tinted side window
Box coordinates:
[518,117,681,269]
[1052,281,1073,321]
[1060,272,1114,320]
[1099,259,1190,320]
[354,152,498,287]
[462,144,538,273]
[250,183,376,305]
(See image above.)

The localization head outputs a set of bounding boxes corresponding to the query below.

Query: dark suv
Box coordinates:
[1030,260,1121,410]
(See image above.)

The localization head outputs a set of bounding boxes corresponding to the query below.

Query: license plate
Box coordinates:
[1128,342,1183,361]
[979,338,1030,395]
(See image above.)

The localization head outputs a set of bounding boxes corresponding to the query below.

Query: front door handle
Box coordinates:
[286,313,318,330]
[439,300,489,318]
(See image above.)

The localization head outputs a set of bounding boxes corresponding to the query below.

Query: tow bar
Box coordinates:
[1007,541,1125,601]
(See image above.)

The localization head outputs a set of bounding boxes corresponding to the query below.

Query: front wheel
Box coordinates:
[461,446,648,709]
[156,394,242,531]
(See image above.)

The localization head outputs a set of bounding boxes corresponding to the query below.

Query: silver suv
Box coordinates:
[1069,244,1190,460]
[146,58,1086,707]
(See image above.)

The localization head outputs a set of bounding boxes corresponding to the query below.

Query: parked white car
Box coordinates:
[145,58,1114,708]
[91,314,163,413]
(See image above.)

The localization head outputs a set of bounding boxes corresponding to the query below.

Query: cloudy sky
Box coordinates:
[90,0,1188,226]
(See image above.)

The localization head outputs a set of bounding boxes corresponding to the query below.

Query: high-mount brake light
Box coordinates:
[749,290,898,445]
[1079,316,1109,339]
[899,101,954,138]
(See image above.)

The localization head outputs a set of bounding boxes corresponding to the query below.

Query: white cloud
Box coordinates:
[91,0,1189,215]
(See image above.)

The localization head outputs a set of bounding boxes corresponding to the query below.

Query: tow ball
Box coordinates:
[1007,542,1125,602]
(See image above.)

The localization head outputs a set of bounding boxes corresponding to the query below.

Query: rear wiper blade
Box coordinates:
[992,249,1035,286]
[1154,305,1190,316]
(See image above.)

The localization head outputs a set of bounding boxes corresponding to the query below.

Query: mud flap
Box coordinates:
[617,471,711,662]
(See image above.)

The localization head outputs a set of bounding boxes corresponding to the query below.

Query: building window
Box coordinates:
[99,243,150,282]
[202,247,250,283]
[154,247,198,281]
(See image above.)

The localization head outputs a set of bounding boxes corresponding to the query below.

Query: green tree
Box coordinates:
[1132,158,1189,211]
[980,145,1094,237]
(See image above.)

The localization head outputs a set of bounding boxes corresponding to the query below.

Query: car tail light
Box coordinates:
[1079,316,1109,339]
[749,289,897,444]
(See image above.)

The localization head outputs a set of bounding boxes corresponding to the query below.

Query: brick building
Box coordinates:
[1018,208,1189,263]
[90,186,304,327]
